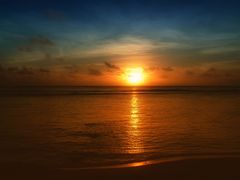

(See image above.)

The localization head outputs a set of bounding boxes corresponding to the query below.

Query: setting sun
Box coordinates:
[124,67,144,85]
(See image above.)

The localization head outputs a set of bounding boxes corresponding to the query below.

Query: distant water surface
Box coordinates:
[0,86,240,168]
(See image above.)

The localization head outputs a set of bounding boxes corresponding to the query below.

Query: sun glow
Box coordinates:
[124,67,144,85]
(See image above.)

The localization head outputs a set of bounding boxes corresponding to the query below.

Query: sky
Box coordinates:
[0,0,240,86]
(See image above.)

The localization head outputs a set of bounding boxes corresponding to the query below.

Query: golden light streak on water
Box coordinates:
[127,93,144,154]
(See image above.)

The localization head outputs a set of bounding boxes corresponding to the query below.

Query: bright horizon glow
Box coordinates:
[124,67,145,85]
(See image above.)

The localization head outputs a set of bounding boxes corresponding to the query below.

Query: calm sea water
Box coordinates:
[0,86,240,168]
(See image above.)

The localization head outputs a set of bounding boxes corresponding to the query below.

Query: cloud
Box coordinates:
[224,72,232,77]
[144,66,159,72]
[18,36,55,52]
[7,67,19,73]
[202,67,217,77]
[201,47,240,55]
[185,70,195,76]
[162,66,174,71]
[17,67,34,75]
[18,46,33,52]
[206,67,216,73]
[0,66,34,76]
[39,68,50,73]
[64,65,80,74]
[88,68,103,76]
[104,61,120,70]
[30,36,55,46]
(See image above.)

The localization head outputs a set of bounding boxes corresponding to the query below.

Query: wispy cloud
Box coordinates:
[202,67,217,77]
[39,68,50,73]
[162,67,174,72]
[88,68,103,76]
[17,67,34,75]
[0,66,34,76]
[104,62,120,70]
[18,36,55,52]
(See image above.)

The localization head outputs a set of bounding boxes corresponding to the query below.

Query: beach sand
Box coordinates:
[1,157,240,180]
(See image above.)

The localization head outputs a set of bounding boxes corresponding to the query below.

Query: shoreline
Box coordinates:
[60,154,240,170]
[1,157,240,180]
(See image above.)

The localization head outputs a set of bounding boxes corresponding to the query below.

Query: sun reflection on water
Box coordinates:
[131,94,139,129]
[127,93,144,154]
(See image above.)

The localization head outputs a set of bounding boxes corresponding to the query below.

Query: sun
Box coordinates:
[124,67,144,85]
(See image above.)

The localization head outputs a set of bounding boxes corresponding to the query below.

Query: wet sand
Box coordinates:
[1,157,240,180]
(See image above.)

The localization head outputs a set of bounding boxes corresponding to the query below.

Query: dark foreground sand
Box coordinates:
[1,157,240,180]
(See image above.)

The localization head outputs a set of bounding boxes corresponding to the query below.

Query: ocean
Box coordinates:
[0,86,240,168]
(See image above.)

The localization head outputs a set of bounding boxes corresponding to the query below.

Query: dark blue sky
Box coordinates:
[0,0,240,85]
